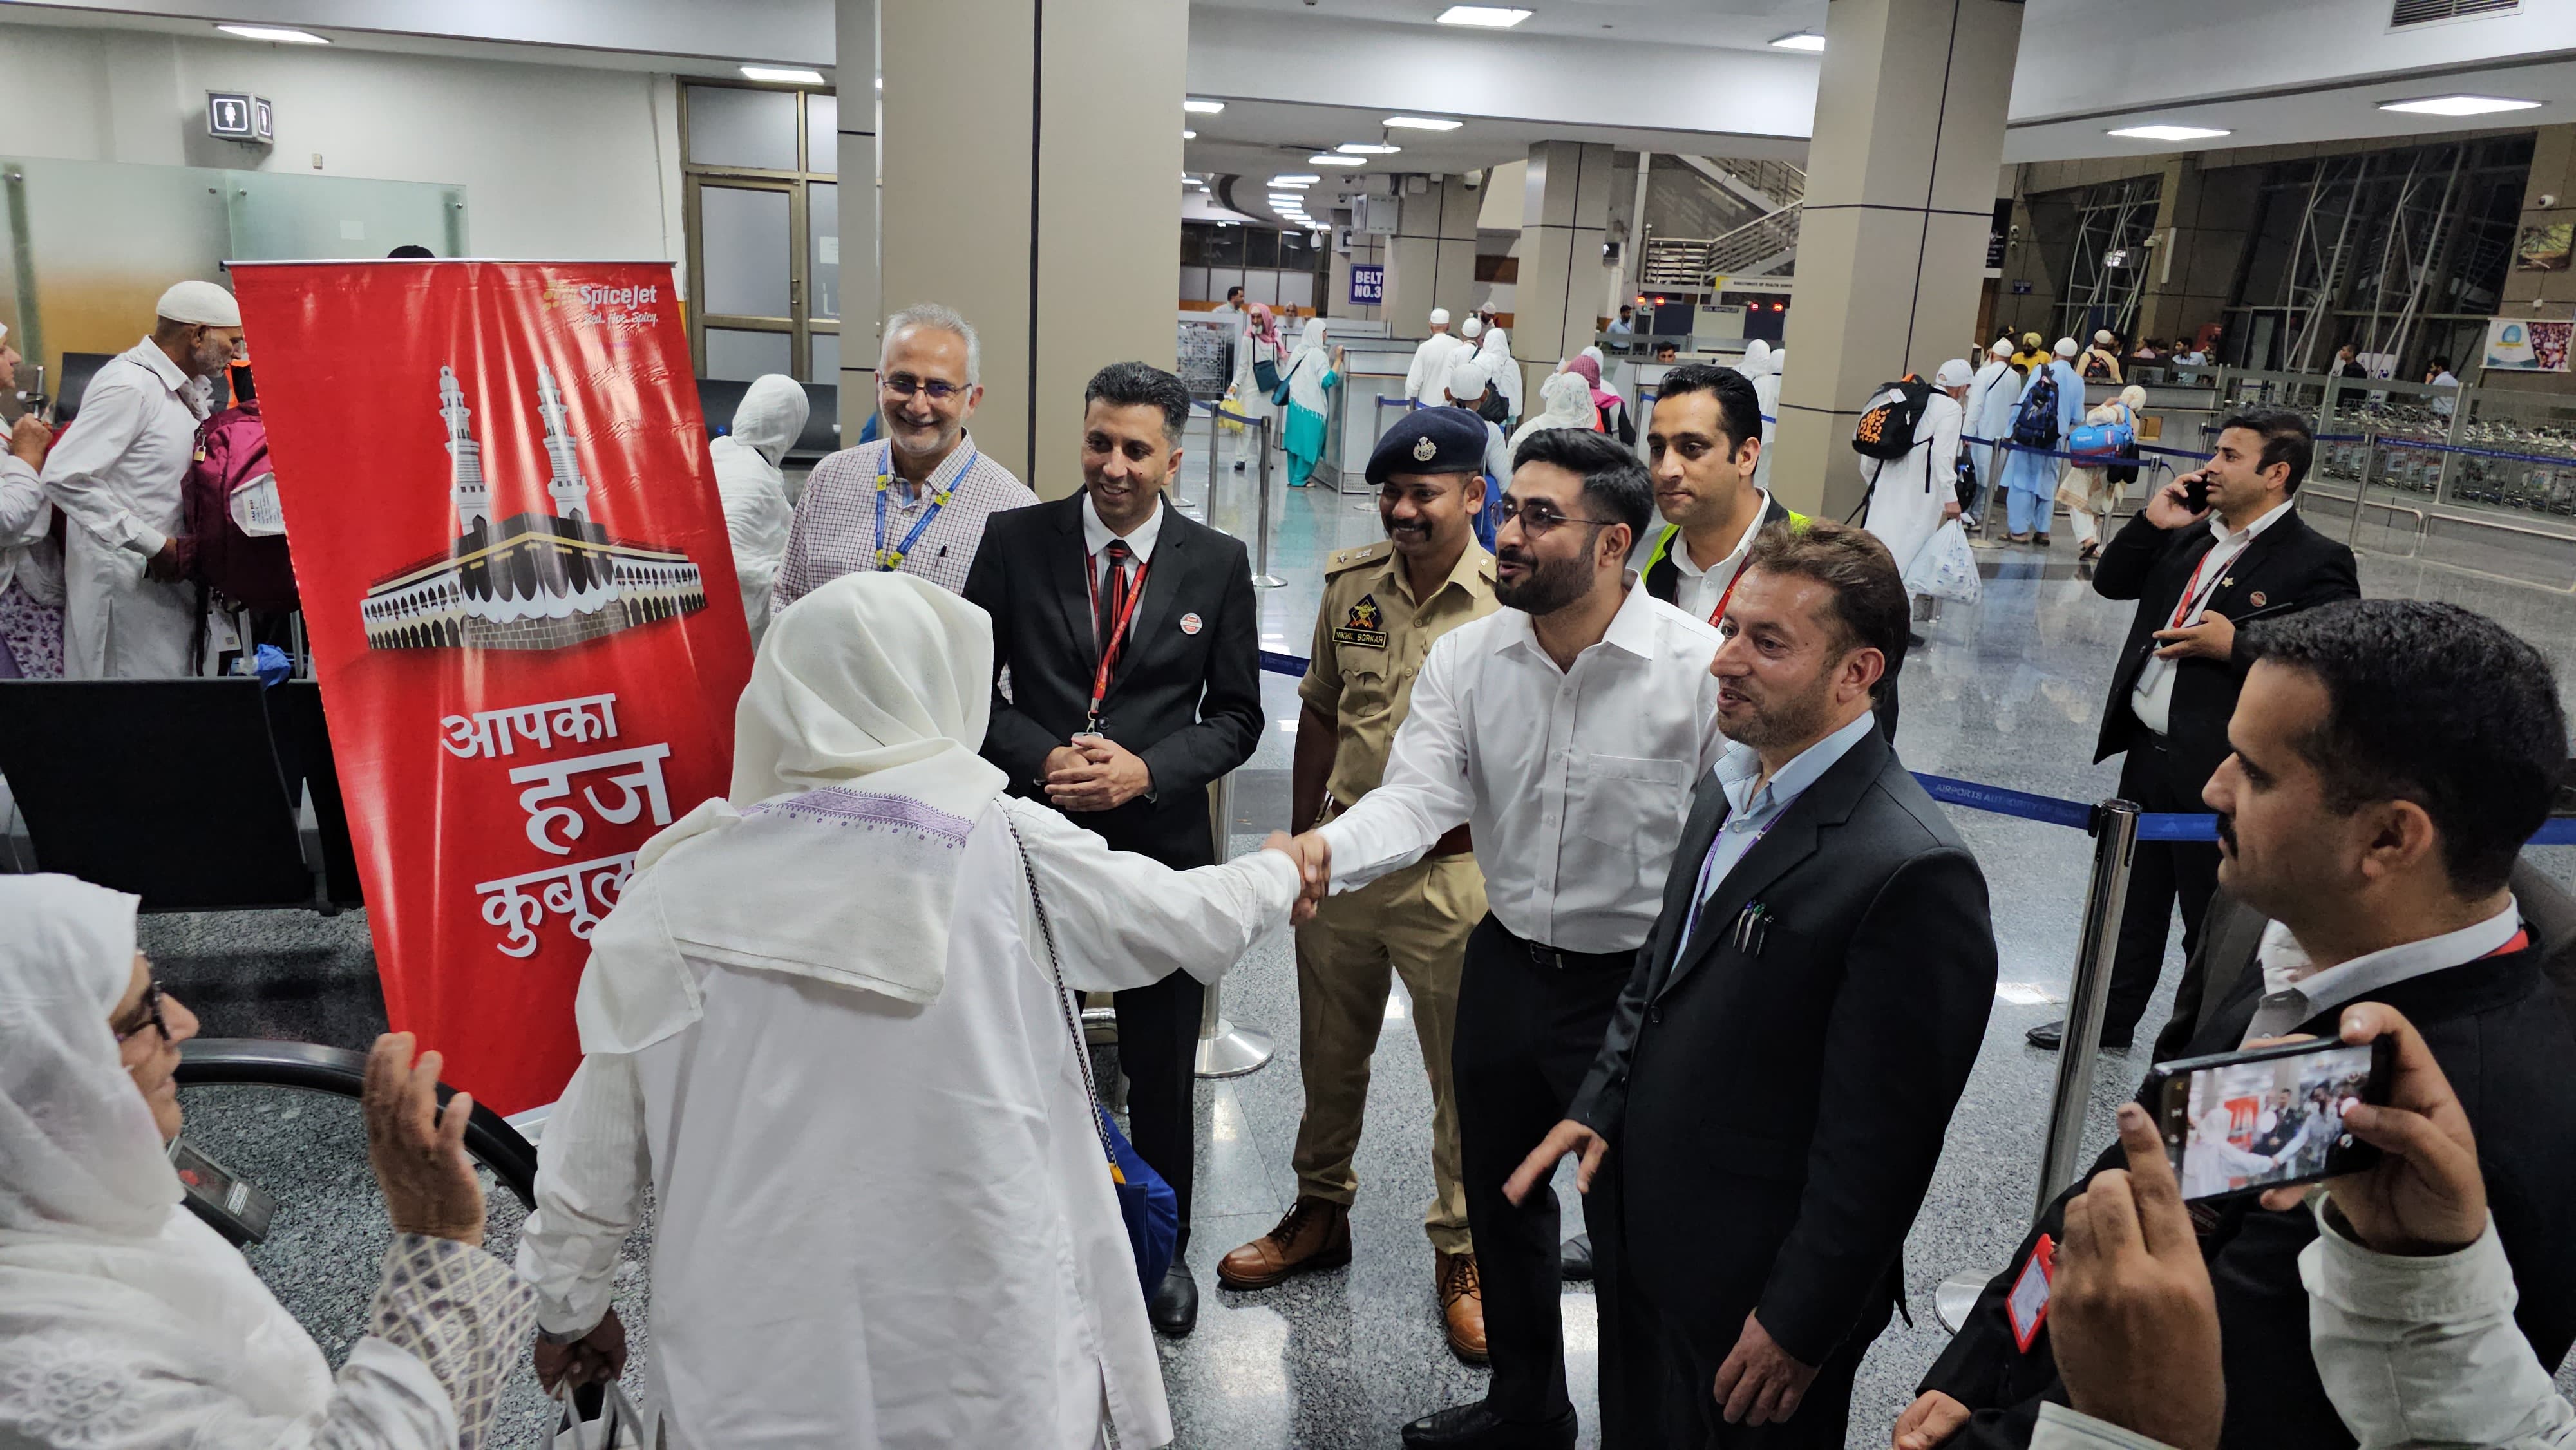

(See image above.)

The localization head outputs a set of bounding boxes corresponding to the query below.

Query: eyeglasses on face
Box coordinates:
[880,373,968,402]
[1493,496,1617,537]
[115,977,169,1045]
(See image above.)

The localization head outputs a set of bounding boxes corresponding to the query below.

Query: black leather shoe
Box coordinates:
[1148,1262,1198,1337]
[2025,1019,2133,1053]
[1401,1402,1577,1449]
[1558,1233,1593,1281]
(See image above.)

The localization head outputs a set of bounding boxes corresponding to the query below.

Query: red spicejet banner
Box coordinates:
[231,260,752,1113]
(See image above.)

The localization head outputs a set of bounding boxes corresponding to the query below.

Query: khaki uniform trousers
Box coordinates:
[1289,849,1484,1253]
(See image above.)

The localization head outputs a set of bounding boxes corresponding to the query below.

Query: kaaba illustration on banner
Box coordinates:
[359,364,707,652]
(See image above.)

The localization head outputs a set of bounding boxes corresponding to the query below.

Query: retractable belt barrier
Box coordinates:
[2371,435,2576,469]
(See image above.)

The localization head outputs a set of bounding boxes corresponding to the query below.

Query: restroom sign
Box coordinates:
[207,92,275,144]
[1349,264,1384,305]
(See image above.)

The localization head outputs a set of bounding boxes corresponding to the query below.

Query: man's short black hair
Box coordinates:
[1226,285,1245,301]
[1742,520,1908,700]
[2429,355,2454,373]
[1651,362,1763,457]
[1511,427,1653,540]
[1084,361,1193,444]
[2242,600,2566,896]
[2215,408,2314,494]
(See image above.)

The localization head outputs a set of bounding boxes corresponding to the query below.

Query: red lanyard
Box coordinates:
[1083,551,1151,730]
[1707,563,1746,628]
[2168,543,2231,631]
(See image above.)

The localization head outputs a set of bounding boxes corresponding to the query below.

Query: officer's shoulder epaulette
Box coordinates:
[1325,540,1394,574]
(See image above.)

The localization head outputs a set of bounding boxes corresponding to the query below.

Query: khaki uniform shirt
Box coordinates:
[1298,538,1497,818]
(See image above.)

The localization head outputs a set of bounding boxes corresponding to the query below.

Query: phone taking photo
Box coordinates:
[2141,1035,2394,1202]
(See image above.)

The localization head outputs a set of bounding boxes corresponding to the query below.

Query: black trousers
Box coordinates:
[1116,969,1206,1252]
[2103,739,2222,1042]
[1454,914,1633,1422]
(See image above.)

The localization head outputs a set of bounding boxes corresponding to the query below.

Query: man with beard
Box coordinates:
[1221,408,1497,1361]
[1281,427,1726,1449]
[963,360,1263,1337]
[43,280,243,677]
[1511,520,1997,1449]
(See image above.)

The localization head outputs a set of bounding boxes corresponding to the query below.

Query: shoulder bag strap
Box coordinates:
[1004,811,1118,1165]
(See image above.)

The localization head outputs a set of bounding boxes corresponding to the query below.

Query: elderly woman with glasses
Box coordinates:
[0,874,538,1449]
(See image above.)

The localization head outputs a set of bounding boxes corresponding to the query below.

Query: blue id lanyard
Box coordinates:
[872,445,966,569]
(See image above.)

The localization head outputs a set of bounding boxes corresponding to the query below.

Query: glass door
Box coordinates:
[680,82,838,382]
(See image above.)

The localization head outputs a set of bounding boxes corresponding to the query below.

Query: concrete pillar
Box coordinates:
[869,0,1184,493]
[1772,0,2022,520]
[833,0,882,406]
[1514,140,1618,402]
[1380,176,1479,341]
[1328,228,1388,326]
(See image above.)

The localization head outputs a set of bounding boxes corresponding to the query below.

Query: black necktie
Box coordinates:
[1098,538,1133,656]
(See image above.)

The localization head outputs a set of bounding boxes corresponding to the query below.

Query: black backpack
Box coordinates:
[2011,370,2062,448]
[1852,379,1933,461]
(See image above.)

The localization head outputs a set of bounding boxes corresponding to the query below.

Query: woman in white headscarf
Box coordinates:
[0,321,64,678]
[1736,339,1782,495]
[0,874,537,1449]
[1280,317,1342,489]
[1475,321,1521,426]
[1509,370,1598,456]
[707,374,811,646]
[2058,383,2146,561]
[516,572,1300,1450]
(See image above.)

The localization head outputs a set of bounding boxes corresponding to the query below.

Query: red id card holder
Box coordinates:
[2006,1234,2056,1352]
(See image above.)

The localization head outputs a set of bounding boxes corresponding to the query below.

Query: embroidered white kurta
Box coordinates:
[41,339,208,677]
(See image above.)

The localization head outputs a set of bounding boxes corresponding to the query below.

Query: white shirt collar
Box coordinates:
[124,337,192,393]
[2255,898,2523,1010]
[1672,490,1770,581]
[2208,495,2293,548]
[1490,576,1662,662]
[1714,708,1876,821]
[1080,488,1163,565]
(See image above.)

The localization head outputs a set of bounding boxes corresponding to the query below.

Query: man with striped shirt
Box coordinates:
[774,303,1036,605]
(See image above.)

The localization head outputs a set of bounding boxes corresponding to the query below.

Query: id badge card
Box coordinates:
[2006,1233,2055,1352]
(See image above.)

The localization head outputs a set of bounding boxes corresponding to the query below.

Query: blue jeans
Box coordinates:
[2007,486,2054,536]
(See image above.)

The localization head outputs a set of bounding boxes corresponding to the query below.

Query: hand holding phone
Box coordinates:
[2144,1034,2394,1203]
[2144,471,2212,528]
[2256,1003,2485,1254]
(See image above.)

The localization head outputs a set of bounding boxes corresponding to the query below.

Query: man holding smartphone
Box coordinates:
[2026,410,2358,1054]
[1906,599,2576,1450]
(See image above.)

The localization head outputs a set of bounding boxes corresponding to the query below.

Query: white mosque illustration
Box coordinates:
[360,363,706,652]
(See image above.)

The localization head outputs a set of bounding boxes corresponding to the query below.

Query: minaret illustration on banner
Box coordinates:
[361,361,705,652]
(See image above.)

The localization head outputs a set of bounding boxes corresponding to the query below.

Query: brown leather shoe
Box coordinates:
[1217,1197,1352,1290]
[1437,1250,1488,1363]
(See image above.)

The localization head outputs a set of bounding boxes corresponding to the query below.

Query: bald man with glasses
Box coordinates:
[775,302,1037,604]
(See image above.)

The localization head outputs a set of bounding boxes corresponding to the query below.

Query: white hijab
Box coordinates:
[576,572,1010,1054]
[1509,371,1597,454]
[713,373,810,473]
[0,875,346,1443]
[1286,319,1335,415]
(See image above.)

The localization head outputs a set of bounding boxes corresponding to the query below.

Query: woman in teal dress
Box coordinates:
[1282,319,1342,487]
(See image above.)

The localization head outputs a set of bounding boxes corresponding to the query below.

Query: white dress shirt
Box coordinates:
[41,338,205,560]
[1667,489,1773,625]
[2128,497,2294,737]
[1315,580,1727,954]
[2240,898,2521,1043]
[1080,489,1162,593]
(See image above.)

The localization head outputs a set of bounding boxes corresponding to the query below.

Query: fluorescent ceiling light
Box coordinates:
[741,66,826,84]
[1182,129,1197,139]
[1385,116,1463,131]
[2378,94,2542,117]
[2107,124,2232,141]
[1338,142,1402,155]
[1269,174,1318,187]
[1309,155,1367,167]
[215,23,328,42]
[1437,6,1533,26]
[1184,99,1226,114]
[1769,31,1826,50]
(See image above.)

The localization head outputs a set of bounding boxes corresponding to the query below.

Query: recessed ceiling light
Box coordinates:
[1182,129,1197,139]
[1309,155,1367,167]
[1385,116,1464,131]
[1184,99,1226,114]
[1269,174,1319,187]
[2107,124,2232,141]
[1769,31,1825,51]
[2378,94,2542,117]
[1338,142,1402,155]
[216,23,328,42]
[741,66,826,84]
[1437,5,1533,26]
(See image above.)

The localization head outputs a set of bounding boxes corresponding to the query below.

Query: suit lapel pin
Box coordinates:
[1180,612,1203,635]
[2248,590,2267,607]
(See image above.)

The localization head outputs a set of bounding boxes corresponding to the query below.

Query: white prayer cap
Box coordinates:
[155,280,241,328]
[1934,358,1975,388]
[2094,329,2116,345]
[1447,355,1492,397]
[1428,308,1450,326]
[2053,337,2079,358]
[1460,315,1484,340]
[1988,338,2012,358]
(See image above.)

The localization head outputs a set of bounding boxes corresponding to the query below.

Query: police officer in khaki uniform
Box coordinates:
[1218,407,1499,1362]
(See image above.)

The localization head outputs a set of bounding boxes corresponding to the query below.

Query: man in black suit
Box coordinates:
[963,360,1263,1335]
[1510,521,1998,1448]
[1906,599,2576,1450]
[2027,409,2358,1053]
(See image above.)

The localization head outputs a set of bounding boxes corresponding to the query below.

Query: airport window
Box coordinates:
[680,80,840,382]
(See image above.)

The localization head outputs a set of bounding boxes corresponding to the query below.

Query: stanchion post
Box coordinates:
[1251,417,1285,588]
[1194,770,1274,1077]
[2034,798,2142,1218]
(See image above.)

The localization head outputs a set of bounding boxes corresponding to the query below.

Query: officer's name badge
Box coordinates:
[1331,592,1389,650]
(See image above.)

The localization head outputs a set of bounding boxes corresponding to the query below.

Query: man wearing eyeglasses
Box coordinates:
[1280,427,1727,1450]
[773,303,1036,605]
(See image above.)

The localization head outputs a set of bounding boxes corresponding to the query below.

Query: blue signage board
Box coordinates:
[1349,264,1385,306]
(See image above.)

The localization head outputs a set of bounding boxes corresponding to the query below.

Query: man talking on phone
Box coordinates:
[2026,410,2357,1055]
[1906,599,2576,1450]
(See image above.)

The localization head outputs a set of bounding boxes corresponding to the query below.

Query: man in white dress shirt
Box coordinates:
[1407,308,1468,404]
[1285,426,1725,1450]
[43,280,243,677]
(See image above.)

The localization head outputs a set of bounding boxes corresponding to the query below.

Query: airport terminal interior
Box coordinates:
[8,1,2576,1447]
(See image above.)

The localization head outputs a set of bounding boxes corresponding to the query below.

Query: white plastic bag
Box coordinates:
[552,1380,662,1450]
[1904,518,1982,605]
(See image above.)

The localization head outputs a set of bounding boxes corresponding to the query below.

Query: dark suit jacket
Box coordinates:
[1921,932,2576,1450]
[963,493,1263,867]
[1569,724,1999,1366]
[2090,504,2358,789]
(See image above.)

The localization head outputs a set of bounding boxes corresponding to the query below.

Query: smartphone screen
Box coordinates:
[2149,1037,2389,1201]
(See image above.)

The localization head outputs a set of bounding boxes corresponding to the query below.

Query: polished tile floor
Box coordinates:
[135,435,2576,1447]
